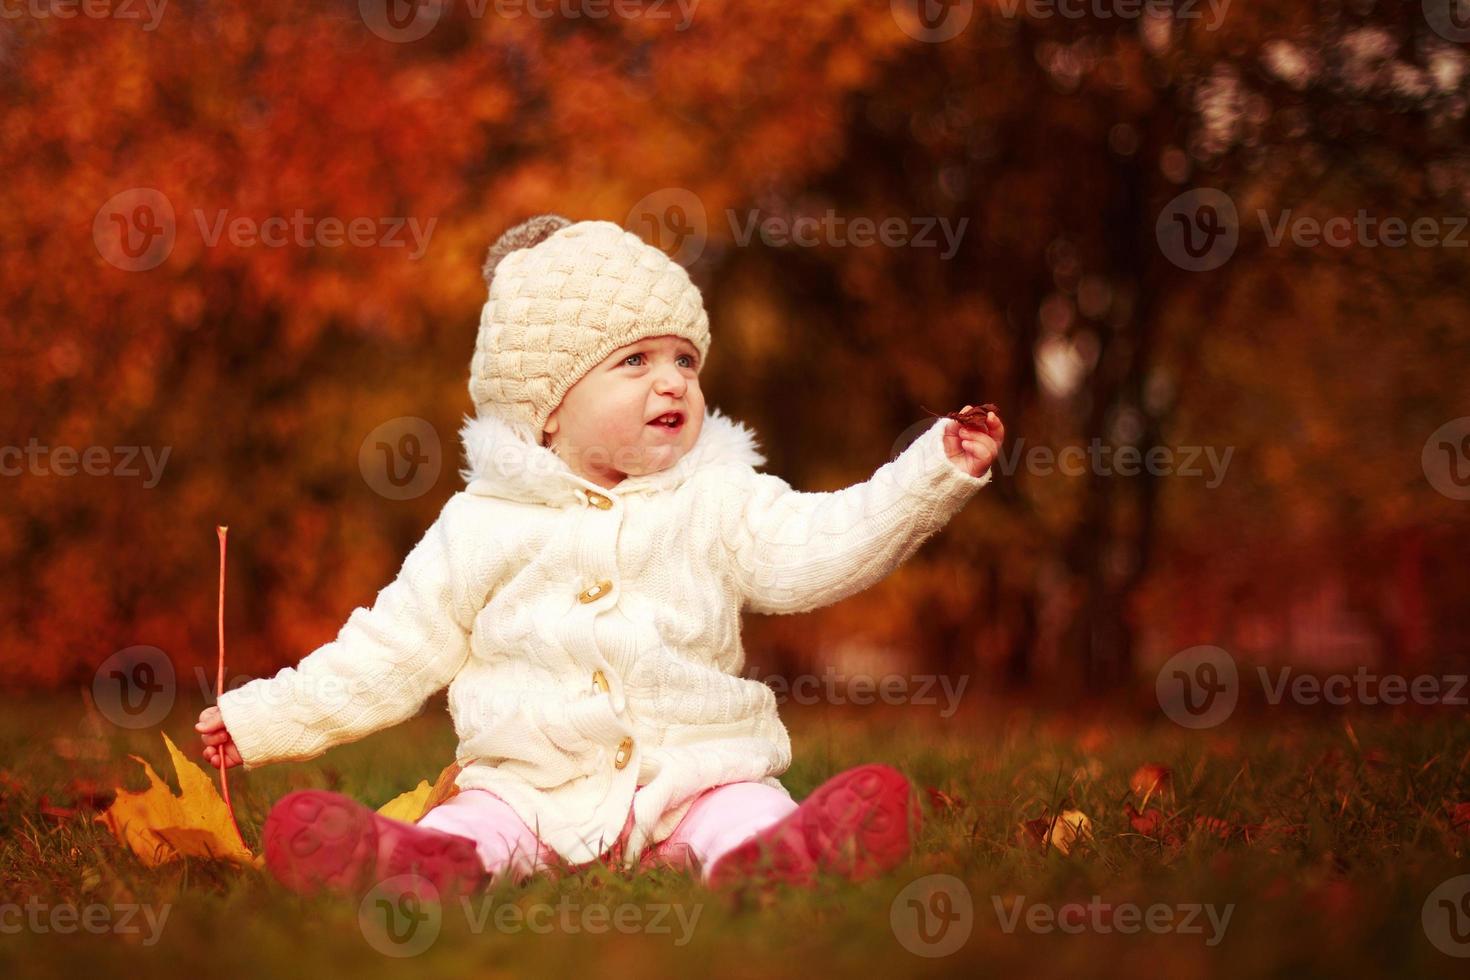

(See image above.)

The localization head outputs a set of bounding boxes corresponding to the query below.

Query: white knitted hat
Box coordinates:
[468,215,712,439]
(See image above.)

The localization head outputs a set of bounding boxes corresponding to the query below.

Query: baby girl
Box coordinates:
[194,214,1005,899]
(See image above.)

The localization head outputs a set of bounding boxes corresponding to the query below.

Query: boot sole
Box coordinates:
[708,764,920,889]
[263,789,484,899]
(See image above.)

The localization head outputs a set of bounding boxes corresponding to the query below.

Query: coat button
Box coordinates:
[613,736,634,770]
[592,669,609,693]
[577,579,613,604]
[586,491,613,510]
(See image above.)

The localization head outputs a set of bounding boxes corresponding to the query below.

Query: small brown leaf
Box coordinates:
[1129,763,1173,802]
[922,402,1000,431]
[1193,815,1237,841]
[925,786,968,815]
[1125,803,1185,846]
[1018,816,1051,850]
[39,796,79,823]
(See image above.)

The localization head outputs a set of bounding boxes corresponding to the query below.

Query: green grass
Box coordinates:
[2,691,1468,978]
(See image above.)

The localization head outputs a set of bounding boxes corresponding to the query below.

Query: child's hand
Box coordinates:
[195,705,243,770]
[942,404,1006,479]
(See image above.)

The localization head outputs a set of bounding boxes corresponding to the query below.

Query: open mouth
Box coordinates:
[647,412,685,431]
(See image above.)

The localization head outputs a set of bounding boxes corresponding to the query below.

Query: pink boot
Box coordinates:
[263,789,487,900]
[706,764,921,890]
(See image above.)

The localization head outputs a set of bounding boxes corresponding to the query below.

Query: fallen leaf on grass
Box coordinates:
[925,786,968,816]
[94,732,260,870]
[0,769,26,804]
[1193,815,1241,841]
[1128,763,1173,803]
[1124,803,1183,846]
[97,736,469,872]
[377,759,465,823]
[1049,810,1094,855]
[1446,802,1470,835]
[39,797,80,822]
[1018,809,1094,855]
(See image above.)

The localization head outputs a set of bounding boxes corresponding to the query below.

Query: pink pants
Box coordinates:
[416,782,798,884]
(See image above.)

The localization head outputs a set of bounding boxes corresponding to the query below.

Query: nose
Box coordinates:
[652,360,687,397]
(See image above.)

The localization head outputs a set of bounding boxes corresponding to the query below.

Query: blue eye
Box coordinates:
[622,352,698,368]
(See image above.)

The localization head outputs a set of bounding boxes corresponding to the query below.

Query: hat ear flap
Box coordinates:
[483,214,573,289]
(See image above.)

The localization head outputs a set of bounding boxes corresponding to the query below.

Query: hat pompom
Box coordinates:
[483,214,572,288]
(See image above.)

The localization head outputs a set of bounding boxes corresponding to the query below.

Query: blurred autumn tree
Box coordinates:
[1,1,1466,695]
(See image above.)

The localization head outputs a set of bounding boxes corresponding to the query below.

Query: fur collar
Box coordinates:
[458,406,768,507]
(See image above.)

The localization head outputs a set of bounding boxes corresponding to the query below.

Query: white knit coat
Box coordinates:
[216,407,992,868]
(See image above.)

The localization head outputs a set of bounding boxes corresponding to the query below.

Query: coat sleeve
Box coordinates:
[718,418,993,616]
[216,493,501,770]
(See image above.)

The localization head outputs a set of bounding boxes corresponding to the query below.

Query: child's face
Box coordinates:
[542,334,706,489]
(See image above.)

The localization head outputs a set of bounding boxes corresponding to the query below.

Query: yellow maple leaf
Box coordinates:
[376,780,434,822]
[95,732,260,870]
[97,736,470,871]
[376,758,466,823]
